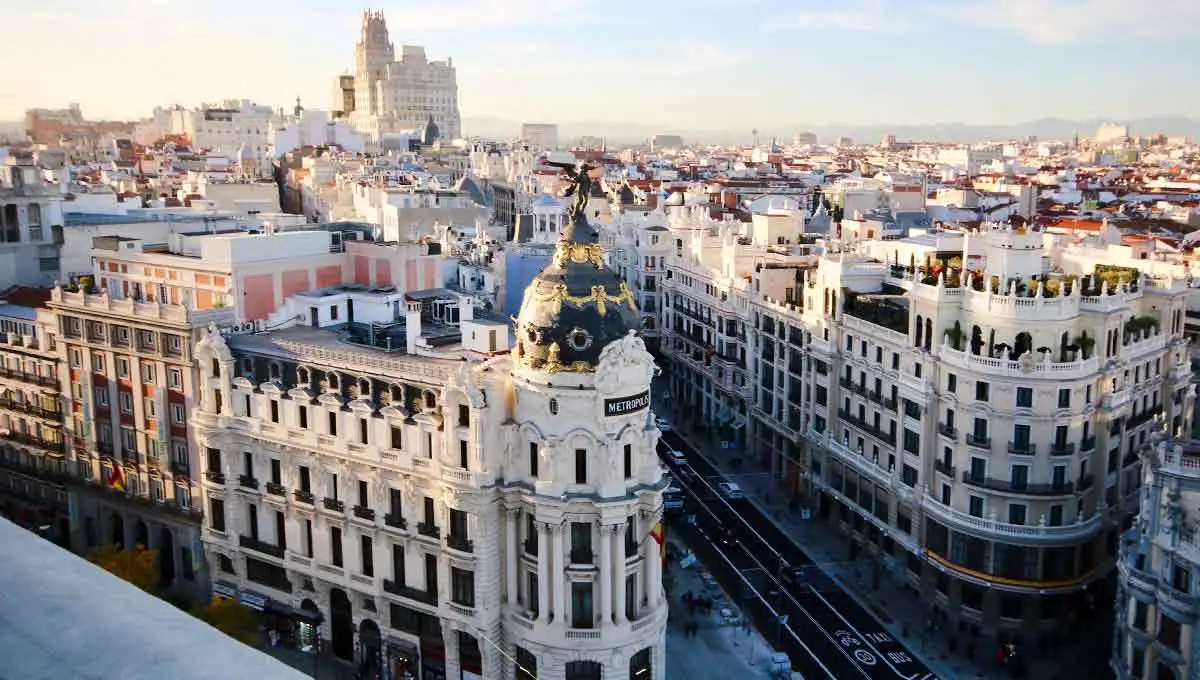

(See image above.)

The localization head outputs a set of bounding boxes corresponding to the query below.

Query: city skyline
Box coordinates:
[3,0,1200,131]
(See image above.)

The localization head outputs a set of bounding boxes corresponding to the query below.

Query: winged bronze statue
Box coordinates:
[546,160,596,224]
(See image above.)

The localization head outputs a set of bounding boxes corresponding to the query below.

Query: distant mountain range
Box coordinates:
[463,115,1200,146]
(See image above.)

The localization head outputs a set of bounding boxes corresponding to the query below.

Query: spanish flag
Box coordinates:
[107,462,126,492]
[649,522,665,560]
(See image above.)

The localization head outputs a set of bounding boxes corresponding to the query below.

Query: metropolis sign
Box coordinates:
[604,391,650,417]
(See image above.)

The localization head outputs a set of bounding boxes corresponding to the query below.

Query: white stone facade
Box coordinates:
[1113,438,1200,680]
[191,322,667,678]
[351,12,461,141]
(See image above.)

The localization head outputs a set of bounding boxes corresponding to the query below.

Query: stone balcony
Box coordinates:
[921,493,1103,543]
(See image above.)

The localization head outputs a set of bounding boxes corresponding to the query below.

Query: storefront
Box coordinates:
[420,633,445,680]
[386,639,419,680]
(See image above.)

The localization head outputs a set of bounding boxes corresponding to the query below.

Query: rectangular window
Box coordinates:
[141,364,156,383]
[459,439,469,469]
[327,411,338,436]
[1016,387,1032,408]
[359,418,369,445]
[330,527,343,567]
[299,466,311,492]
[118,358,130,379]
[298,406,308,429]
[390,425,402,449]
[574,449,587,484]
[1007,504,1027,525]
[1058,388,1070,409]
[570,582,594,628]
[270,400,279,423]
[358,480,369,508]
[361,535,374,577]
[171,403,185,425]
[119,392,133,414]
[304,519,313,558]
[270,459,281,484]
[451,567,476,607]
[975,381,990,402]
[458,404,470,428]
[947,374,956,393]
[623,444,632,479]
[968,496,983,517]
[209,498,226,532]
[530,443,539,477]
[91,354,105,373]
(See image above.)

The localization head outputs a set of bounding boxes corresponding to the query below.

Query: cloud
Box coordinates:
[949,0,1200,43]
[772,0,912,34]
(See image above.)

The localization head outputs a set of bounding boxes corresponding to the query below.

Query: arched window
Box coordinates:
[923,317,933,352]
[914,315,924,348]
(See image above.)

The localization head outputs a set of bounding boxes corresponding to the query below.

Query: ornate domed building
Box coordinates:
[189,163,667,680]
[500,164,669,679]
[513,204,640,373]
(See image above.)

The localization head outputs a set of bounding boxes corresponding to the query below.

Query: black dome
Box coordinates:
[514,209,639,372]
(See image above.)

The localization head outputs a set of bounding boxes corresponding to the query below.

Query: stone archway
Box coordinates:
[329,588,354,661]
[358,619,382,674]
[110,511,124,547]
[158,526,175,587]
[566,660,602,680]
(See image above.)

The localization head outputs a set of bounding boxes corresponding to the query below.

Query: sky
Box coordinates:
[2,0,1198,130]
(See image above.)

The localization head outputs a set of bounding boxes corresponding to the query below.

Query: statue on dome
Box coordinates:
[548,161,596,225]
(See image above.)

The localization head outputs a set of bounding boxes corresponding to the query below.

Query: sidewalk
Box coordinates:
[663,536,792,680]
[662,402,1116,680]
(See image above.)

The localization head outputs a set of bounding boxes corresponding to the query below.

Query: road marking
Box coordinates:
[815,590,929,679]
[674,430,939,680]
[675,470,871,679]
[854,649,878,665]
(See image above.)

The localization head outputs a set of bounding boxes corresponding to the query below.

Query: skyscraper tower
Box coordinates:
[502,166,669,678]
[355,10,393,116]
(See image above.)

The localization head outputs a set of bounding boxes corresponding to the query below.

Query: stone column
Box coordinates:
[506,510,519,607]
[599,524,613,625]
[441,622,461,680]
[552,524,567,623]
[615,538,628,625]
[537,523,551,619]
[644,527,662,608]
[218,360,233,416]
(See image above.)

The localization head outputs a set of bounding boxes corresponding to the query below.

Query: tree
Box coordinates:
[87,544,158,592]
[191,597,260,644]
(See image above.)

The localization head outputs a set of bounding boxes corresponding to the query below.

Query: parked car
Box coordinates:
[663,485,685,511]
[717,482,744,499]
[664,448,687,467]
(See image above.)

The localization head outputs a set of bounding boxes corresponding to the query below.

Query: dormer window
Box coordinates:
[328,374,340,391]
[390,385,403,404]
[297,367,310,385]
[423,391,437,411]
[358,379,371,398]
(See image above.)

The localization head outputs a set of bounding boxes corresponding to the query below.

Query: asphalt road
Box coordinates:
[660,431,938,680]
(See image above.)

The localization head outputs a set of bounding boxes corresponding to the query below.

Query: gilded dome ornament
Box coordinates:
[566,327,594,352]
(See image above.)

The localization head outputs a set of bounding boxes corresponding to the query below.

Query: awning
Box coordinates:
[213,581,238,599]
[239,590,268,611]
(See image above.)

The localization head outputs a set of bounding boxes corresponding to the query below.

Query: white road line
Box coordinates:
[672,465,873,680]
[810,587,933,680]
[670,442,931,680]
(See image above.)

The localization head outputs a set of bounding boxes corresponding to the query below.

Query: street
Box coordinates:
[659,430,938,680]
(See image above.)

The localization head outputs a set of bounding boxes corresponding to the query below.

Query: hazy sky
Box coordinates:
[3,0,1198,129]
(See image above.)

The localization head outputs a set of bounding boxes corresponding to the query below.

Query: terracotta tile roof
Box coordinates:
[0,286,52,308]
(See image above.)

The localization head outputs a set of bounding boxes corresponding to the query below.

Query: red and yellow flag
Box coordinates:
[649,522,665,560]
[108,462,126,492]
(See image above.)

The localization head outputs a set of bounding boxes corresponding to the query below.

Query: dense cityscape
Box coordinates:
[2,7,1200,680]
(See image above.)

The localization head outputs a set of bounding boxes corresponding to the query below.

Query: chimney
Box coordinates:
[405,300,422,353]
